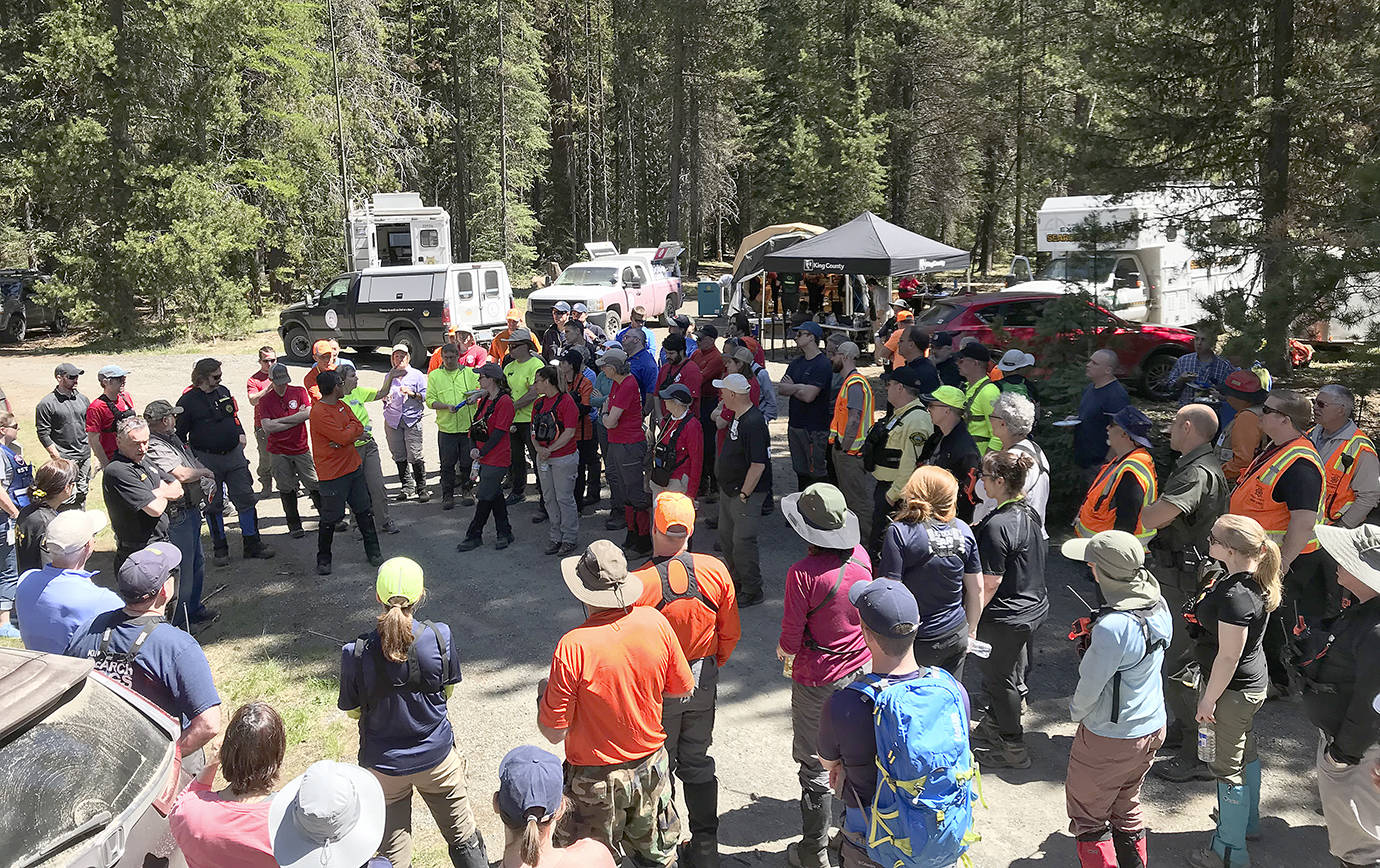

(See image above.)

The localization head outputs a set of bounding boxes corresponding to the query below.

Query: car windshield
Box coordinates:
[553,265,617,286]
[914,302,960,326]
[1,677,171,867]
[1035,255,1116,284]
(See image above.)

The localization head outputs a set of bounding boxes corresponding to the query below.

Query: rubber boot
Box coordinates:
[280,492,304,537]
[447,830,488,868]
[413,461,430,502]
[394,461,413,501]
[359,511,383,566]
[1112,828,1147,868]
[243,534,275,559]
[1075,830,1118,868]
[682,778,720,868]
[1244,759,1262,839]
[786,791,832,868]
[316,523,334,575]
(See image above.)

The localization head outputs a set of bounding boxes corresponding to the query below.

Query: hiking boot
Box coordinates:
[543,541,562,555]
[975,737,1031,769]
[442,497,455,510]
[1153,754,1215,783]
[212,544,231,567]
[495,532,514,550]
[382,520,401,534]
[605,512,627,530]
[557,542,578,555]
[243,535,276,560]
[505,490,524,505]
[1111,829,1147,868]
[316,555,332,576]
[456,536,483,552]
[970,715,1003,747]
[412,462,429,502]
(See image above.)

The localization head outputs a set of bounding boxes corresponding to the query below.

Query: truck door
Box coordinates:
[480,267,507,325]
[450,268,479,330]
[308,275,357,342]
[624,265,647,314]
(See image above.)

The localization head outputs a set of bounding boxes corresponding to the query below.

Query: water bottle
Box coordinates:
[1197,723,1216,763]
[782,654,795,679]
[469,463,480,485]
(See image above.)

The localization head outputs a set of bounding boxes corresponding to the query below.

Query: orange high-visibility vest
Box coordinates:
[1229,436,1325,553]
[1311,426,1378,523]
[829,369,874,455]
[1076,448,1158,542]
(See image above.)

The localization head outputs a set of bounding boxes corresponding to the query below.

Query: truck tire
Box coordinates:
[662,292,682,323]
[3,314,25,343]
[602,308,622,336]
[50,310,69,336]
[283,325,313,362]
[392,328,426,362]
[1139,350,1179,400]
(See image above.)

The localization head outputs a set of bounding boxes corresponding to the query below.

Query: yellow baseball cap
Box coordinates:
[376,557,425,605]
[925,385,966,410]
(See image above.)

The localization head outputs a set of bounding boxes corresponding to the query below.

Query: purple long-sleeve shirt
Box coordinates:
[382,367,428,428]
[779,545,874,686]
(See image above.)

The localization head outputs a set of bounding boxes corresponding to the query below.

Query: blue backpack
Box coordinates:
[846,668,981,868]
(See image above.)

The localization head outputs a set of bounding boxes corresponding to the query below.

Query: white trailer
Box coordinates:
[1007,190,1257,325]
[348,192,452,270]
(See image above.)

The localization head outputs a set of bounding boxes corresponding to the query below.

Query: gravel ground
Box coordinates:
[0,330,1338,867]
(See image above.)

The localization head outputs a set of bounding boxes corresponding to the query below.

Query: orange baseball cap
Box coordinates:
[312,339,334,355]
[506,308,522,321]
[896,310,914,322]
[653,492,696,535]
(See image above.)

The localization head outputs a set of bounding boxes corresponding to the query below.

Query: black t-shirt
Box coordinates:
[1112,473,1145,534]
[905,357,942,394]
[1192,572,1268,693]
[785,352,833,431]
[1273,458,1323,511]
[102,454,174,551]
[716,406,770,495]
[175,385,244,454]
[923,426,982,522]
[936,358,962,388]
[15,502,58,573]
[975,500,1049,626]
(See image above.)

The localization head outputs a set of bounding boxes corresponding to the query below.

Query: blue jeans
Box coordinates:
[0,515,16,613]
[168,508,206,624]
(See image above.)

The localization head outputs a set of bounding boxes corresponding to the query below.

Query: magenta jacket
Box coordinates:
[779,545,874,686]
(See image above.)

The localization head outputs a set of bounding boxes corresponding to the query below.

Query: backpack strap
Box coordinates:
[1094,605,1167,723]
[354,622,451,718]
[653,554,718,614]
[803,555,868,655]
[96,614,165,663]
[421,620,451,684]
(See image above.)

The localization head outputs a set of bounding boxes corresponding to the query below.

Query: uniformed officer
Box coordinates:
[176,357,275,564]
[864,366,933,557]
[631,493,741,868]
[1140,403,1229,783]
[828,341,875,542]
[1310,384,1380,529]
[1228,388,1325,694]
[1075,406,1159,544]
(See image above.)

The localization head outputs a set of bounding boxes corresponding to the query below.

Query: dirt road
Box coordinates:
[0,331,1336,867]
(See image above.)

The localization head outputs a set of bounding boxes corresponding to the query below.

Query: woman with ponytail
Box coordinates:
[494,746,614,868]
[880,465,983,678]
[339,557,489,868]
[1184,514,1280,868]
[14,457,77,573]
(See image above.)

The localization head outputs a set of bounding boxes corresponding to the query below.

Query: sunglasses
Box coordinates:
[1261,405,1285,416]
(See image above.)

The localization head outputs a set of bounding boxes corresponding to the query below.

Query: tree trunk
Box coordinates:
[1258,0,1294,370]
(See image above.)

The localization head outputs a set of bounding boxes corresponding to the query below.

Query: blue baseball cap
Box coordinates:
[496,746,564,827]
[117,542,183,601]
[98,364,132,379]
[552,301,572,313]
[792,321,824,339]
[848,578,919,636]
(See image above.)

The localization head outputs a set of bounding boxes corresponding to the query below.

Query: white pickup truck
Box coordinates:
[526,242,684,335]
[1006,191,1256,326]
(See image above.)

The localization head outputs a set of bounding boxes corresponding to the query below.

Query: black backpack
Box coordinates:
[352,621,452,717]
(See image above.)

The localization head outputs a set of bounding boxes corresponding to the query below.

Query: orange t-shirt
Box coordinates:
[303,362,337,401]
[1224,406,1264,483]
[633,553,741,667]
[539,606,694,767]
[309,400,364,481]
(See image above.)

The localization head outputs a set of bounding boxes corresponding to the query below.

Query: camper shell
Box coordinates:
[1007,191,1256,326]
[349,192,452,270]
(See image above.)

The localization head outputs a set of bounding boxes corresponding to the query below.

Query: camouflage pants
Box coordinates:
[558,746,681,867]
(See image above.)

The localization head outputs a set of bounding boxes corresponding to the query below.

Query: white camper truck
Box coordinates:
[1006,191,1257,326]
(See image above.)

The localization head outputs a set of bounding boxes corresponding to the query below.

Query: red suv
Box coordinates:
[912,290,1195,399]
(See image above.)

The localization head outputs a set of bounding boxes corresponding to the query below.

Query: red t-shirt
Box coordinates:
[534,393,579,458]
[85,391,135,459]
[256,385,312,455]
[246,370,271,426]
[168,780,276,868]
[691,346,726,405]
[475,393,516,467]
[607,376,644,444]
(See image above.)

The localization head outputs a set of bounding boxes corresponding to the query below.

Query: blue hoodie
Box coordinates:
[1069,598,1172,739]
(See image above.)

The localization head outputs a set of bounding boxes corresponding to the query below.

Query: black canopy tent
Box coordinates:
[760,210,970,277]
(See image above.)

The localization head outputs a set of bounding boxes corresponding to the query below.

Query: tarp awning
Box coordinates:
[759,211,969,276]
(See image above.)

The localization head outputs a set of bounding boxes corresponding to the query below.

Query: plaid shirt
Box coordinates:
[1169,352,1236,405]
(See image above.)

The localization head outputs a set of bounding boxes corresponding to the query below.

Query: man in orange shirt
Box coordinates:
[633,493,740,868]
[303,339,339,401]
[308,370,382,575]
[539,539,695,866]
[490,309,541,364]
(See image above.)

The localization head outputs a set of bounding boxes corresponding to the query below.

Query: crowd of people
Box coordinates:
[3,302,1380,868]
